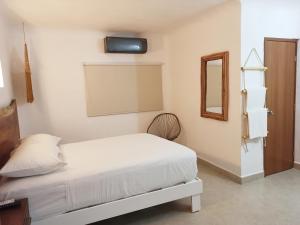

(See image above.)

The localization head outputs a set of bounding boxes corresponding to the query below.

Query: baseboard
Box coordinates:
[294,162,300,170]
[240,172,264,184]
[197,157,242,184]
[197,157,264,184]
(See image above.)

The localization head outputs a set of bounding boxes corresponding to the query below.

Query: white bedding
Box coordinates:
[0,133,198,221]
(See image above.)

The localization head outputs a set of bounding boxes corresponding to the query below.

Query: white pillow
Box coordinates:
[22,133,61,146]
[0,135,66,178]
[19,133,62,155]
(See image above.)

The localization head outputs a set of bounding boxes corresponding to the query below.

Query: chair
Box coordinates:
[147,113,181,141]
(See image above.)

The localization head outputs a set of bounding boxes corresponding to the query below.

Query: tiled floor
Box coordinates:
[93,163,300,225]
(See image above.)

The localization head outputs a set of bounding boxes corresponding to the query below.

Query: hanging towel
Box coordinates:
[246,87,266,111]
[244,72,265,88]
[247,108,268,139]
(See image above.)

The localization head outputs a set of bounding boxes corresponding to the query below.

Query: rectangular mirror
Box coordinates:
[201,51,229,121]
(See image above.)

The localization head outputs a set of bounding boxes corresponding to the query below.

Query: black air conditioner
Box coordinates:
[104,36,147,54]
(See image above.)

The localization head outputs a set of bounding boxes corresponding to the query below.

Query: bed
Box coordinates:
[0,100,202,225]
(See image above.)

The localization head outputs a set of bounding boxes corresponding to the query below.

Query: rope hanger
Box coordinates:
[241,48,268,152]
[241,48,268,92]
[241,48,268,72]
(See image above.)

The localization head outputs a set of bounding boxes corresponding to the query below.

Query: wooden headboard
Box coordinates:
[0,100,20,168]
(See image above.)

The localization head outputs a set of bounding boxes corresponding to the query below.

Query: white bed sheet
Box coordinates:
[0,133,198,221]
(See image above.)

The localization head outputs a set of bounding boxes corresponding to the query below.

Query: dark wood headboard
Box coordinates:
[0,100,20,168]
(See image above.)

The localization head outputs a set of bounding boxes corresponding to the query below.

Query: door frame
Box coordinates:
[263,37,298,176]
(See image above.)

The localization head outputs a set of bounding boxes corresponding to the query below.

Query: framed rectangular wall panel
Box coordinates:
[84,64,163,116]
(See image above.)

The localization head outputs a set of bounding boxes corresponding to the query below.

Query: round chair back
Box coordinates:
[147,113,181,141]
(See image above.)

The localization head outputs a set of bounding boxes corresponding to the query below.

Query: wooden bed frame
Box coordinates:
[0,100,202,225]
[0,100,20,168]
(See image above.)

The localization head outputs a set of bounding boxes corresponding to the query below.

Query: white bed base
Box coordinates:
[32,178,202,225]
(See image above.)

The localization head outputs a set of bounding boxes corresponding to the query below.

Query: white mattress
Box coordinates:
[0,133,198,221]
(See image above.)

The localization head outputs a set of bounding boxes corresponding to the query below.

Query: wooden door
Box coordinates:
[264,38,297,176]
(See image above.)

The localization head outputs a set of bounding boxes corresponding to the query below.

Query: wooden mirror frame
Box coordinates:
[201,51,229,121]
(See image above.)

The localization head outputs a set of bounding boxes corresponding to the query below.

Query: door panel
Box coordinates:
[264,38,297,176]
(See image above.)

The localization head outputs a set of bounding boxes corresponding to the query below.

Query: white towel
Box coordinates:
[247,108,268,139]
[244,72,265,88]
[246,87,266,111]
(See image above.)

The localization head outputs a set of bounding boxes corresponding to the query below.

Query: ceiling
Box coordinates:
[2,0,226,33]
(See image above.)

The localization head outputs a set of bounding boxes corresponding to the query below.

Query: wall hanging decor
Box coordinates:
[23,23,34,103]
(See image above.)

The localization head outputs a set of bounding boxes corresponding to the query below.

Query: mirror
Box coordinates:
[201,51,229,121]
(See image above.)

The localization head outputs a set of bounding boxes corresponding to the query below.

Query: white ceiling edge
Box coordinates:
[2,0,228,34]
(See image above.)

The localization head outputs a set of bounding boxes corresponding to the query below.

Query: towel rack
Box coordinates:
[241,48,267,72]
[241,48,268,92]
[241,66,268,72]
[241,48,268,151]
[241,88,267,95]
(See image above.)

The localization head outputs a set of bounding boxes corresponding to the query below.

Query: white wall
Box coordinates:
[241,0,300,176]
[10,27,170,143]
[165,1,242,175]
[0,4,14,107]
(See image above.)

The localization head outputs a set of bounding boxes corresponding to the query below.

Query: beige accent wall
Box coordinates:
[5,0,243,176]
[84,64,163,116]
[166,0,242,175]
[10,28,169,143]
